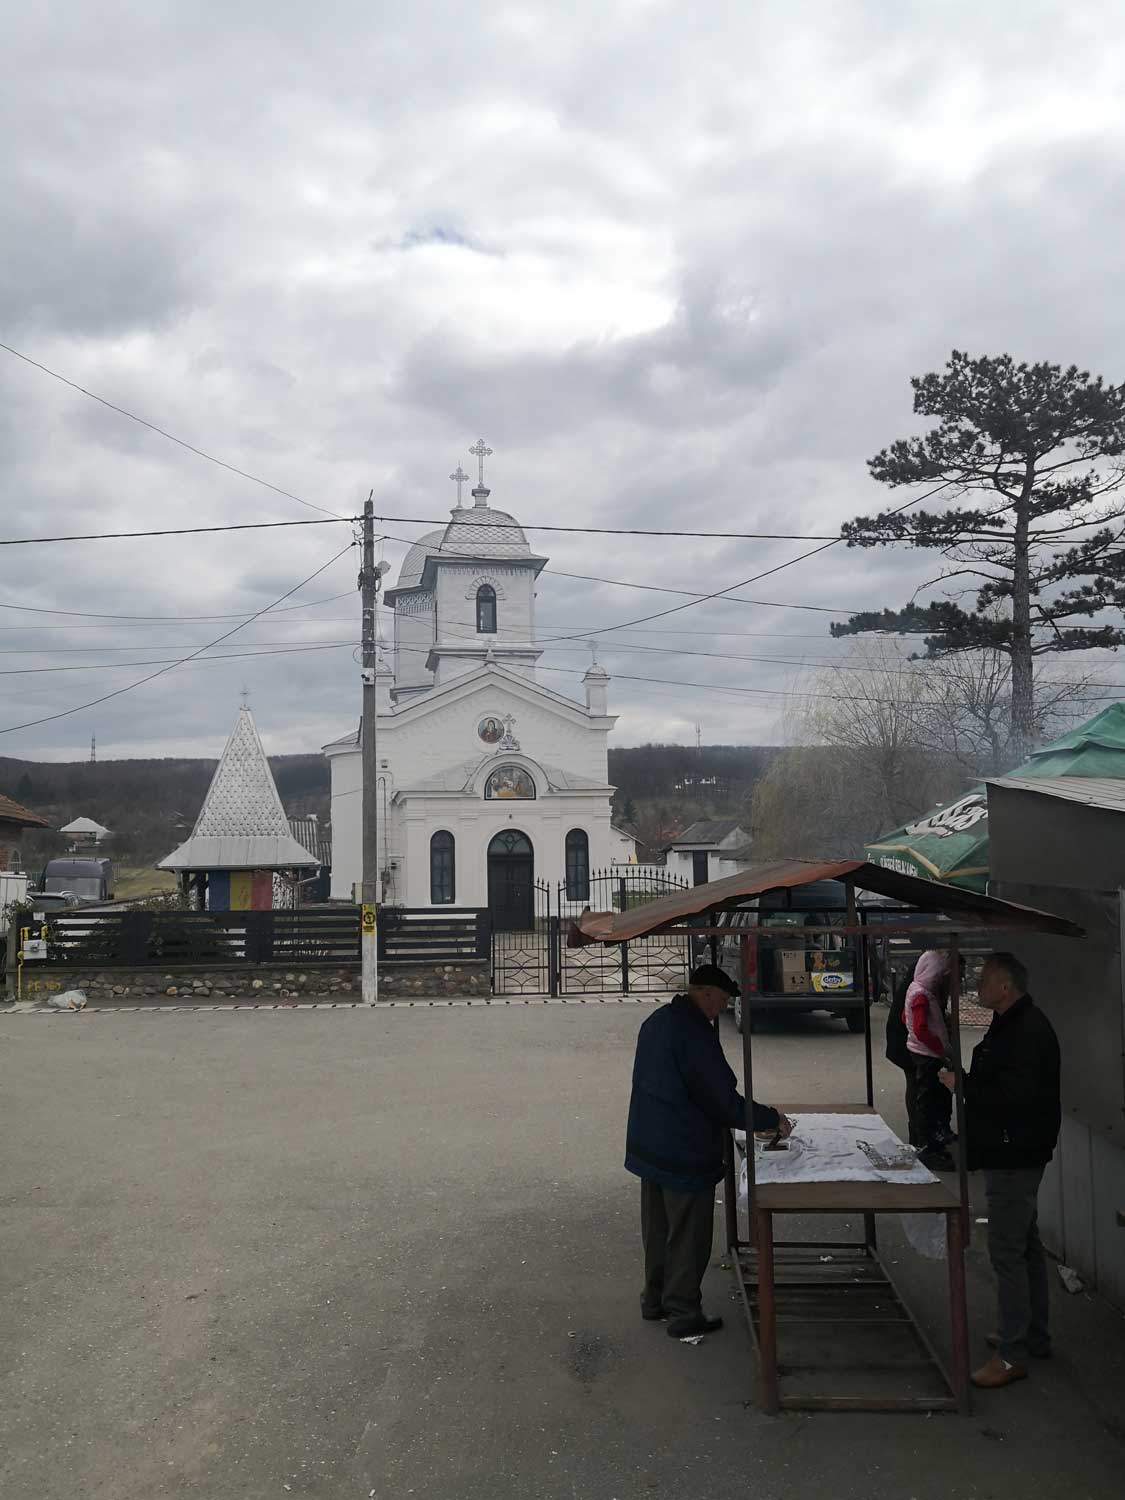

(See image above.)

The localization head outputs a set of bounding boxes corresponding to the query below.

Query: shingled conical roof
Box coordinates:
[159,707,316,871]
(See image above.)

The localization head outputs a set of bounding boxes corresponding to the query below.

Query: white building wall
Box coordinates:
[376,680,612,786]
[328,734,627,906]
[433,563,536,649]
[393,788,621,907]
[393,592,435,698]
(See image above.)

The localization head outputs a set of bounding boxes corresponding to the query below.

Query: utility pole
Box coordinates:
[360,497,388,1004]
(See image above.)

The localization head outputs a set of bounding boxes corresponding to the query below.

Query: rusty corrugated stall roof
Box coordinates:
[569,857,1082,945]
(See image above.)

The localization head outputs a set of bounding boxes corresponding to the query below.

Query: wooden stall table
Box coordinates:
[732,1107,969,1414]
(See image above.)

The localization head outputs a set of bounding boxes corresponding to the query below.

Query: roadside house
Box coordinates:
[0,792,50,874]
[663,819,752,886]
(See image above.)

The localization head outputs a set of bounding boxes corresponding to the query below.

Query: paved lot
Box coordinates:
[2,1003,1123,1499]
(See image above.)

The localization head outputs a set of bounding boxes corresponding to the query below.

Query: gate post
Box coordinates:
[617,878,630,994]
[548,915,559,997]
[122,911,149,966]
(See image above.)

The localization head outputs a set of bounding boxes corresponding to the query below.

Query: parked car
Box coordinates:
[716,879,865,1032]
[28,889,84,914]
[39,857,115,904]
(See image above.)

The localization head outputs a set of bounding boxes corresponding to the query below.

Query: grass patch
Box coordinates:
[115,867,177,901]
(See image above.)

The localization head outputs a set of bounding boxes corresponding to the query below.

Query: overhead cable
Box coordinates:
[0,541,355,736]
[0,339,344,518]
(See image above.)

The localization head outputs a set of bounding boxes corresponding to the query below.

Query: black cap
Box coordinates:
[689,963,740,998]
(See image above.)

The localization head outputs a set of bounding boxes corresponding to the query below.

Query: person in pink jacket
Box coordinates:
[905,949,956,1170]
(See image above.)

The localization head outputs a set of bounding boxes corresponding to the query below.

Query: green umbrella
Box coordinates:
[865,701,1125,893]
[865,789,990,894]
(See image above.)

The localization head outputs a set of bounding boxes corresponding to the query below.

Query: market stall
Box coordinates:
[571,858,1082,1415]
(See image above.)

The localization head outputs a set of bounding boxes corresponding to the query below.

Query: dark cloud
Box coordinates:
[0,1,1123,759]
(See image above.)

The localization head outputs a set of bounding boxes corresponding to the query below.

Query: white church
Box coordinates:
[324,445,635,928]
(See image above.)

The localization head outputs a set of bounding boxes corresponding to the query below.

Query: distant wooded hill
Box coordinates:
[0,753,329,870]
[1,741,781,874]
[608,743,781,859]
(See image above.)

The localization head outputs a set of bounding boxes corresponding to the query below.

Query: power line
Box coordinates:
[371,634,1125,705]
[0,590,357,622]
[379,531,864,618]
[562,484,954,643]
[0,339,345,519]
[0,642,357,675]
[377,511,842,540]
[372,507,1030,543]
[0,541,355,737]
[0,639,357,657]
[0,515,355,547]
[530,660,1125,707]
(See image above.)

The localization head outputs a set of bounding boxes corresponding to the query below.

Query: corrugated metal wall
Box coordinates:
[989,784,1125,1308]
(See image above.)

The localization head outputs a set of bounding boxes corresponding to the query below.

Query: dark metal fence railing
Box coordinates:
[40,907,489,969]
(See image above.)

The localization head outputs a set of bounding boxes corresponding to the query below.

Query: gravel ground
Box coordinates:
[2,1002,1122,1499]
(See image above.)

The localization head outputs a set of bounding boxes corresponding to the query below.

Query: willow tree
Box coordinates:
[833,352,1125,763]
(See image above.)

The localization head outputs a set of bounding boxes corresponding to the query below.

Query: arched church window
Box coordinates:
[430,830,455,904]
[484,765,536,800]
[565,829,590,902]
[476,584,497,634]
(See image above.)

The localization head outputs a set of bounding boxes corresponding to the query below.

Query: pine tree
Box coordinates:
[833,352,1125,762]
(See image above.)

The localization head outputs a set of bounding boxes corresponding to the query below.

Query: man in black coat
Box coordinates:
[941,951,1061,1389]
[625,964,791,1339]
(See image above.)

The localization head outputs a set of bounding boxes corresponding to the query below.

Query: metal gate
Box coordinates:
[490,868,691,997]
[490,878,554,995]
[556,868,690,995]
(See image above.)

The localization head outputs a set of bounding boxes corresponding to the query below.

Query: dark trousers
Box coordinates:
[913,1056,953,1149]
[903,1065,920,1146]
[984,1166,1050,1365]
[640,1179,715,1323]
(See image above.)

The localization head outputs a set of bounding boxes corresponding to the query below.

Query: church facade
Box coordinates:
[323,449,634,926]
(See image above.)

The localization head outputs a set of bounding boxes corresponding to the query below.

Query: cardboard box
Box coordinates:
[779,950,811,993]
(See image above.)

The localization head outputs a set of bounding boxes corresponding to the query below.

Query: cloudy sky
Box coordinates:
[2,0,1124,761]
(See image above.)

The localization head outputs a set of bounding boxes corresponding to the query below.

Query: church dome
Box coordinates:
[396,528,446,589]
[440,503,531,561]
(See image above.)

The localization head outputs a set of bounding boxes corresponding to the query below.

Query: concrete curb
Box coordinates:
[0,994,670,1014]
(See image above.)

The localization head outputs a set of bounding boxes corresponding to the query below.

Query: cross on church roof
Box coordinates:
[449,464,469,506]
[469,437,493,487]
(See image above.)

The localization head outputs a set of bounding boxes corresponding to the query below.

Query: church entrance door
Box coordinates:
[487,829,534,932]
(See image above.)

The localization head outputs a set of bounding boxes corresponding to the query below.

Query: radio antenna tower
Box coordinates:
[90,732,97,766]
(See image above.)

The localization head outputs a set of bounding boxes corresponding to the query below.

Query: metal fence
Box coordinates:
[379,907,490,964]
[490,868,691,997]
[36,906,488,970]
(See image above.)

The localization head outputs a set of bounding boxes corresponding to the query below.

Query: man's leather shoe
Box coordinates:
[640,1303,667,1321]
[971,1354,1028,1388]
[667,1313,723,1338]
[986,1333,1051,1358]
[918,1146,956,1171]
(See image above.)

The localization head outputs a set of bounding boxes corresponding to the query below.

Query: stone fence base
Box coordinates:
[8,960,491,1003]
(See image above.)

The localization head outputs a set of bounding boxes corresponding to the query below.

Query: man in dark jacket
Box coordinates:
[625,964,791,1339]
[941,952,1061,1389]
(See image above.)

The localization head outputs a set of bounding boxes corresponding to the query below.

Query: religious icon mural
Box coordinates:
[477,716,504,745]
[484,765,536,800]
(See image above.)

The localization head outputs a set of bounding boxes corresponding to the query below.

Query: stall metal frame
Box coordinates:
[571,859,1082,1415]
